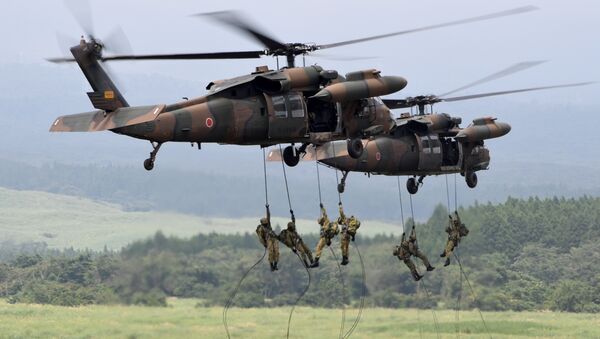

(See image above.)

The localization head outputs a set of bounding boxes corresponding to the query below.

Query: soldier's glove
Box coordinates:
[292,248,297,253]
[338,202,342,206]
[320,203,324,208]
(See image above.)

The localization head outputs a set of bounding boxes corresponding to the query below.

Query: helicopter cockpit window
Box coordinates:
[287,93,305,118]
[273,95,287,118]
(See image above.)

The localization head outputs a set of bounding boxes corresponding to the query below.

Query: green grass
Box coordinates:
[0,187,400,250]
[0,298,598,338]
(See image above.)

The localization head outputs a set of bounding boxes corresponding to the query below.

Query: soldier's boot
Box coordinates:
[413,272,423,281]
[440,252,446,258]
[427,265,435,272]
[273,261,279,271]
[310,257,320,268]
[302,258,310,268]
[270,262,275,271]
[444,258,451,267]
[341,256,349,266]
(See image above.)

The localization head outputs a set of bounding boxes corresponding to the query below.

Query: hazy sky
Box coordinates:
[2,0,599,105]
[1,0,599,219]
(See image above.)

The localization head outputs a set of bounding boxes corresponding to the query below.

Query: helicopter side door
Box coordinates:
[265,92,308,140]
[417,134,443,171]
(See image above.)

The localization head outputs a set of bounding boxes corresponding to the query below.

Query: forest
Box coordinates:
[0,196,598,313]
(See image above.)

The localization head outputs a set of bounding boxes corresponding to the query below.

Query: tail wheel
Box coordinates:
[143,158,154,171]
[465,171,478,188]
[407,177,419,194]
[347,138,364,159]
[283,145,300,167]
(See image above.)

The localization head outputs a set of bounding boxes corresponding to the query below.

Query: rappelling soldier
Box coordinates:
[338,203,361,266]
[279,221,315,268]
[256,205,280,271]
[407,225,435,272]
[393,231,423,281]
[311,203,339,268]
[441,211,469,266]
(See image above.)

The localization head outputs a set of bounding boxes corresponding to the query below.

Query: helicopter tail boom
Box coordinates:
[70,41,129,111]
[50,104,164,132]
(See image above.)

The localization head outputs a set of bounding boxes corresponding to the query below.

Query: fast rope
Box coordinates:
[222,148,271,338]
[445,175,452,213]
[454,253,492,339]
[223,248,267,339]
[278,145,295,222]
[343,242,366,339]
[331,141,342,204]
[316,156,323,205]
[455,247,463,339]
[286,252,312,339]
[406,185,441,339]
[329,245,347,339]
[417,281,442,339]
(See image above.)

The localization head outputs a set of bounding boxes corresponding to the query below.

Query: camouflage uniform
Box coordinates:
[256,208,280,271]
[279,221,314,268]
[407,227,435,272]
[338,204,361,266]
[393,232,423,281]
[311,204,339,267]
[441,211,469,266]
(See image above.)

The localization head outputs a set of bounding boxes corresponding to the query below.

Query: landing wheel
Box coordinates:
[143,158,154,171]
[465,171,478,188]
[407,177,419,194]
[283,145,300,167]
[347,138,363,159]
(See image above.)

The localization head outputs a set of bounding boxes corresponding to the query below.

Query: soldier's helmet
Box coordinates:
[287,222,295,230]
[392,245,400,256]
[260,217,268,225]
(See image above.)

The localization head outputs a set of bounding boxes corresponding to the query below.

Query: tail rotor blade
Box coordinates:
[64,0,94,38]
[104,26,132,54]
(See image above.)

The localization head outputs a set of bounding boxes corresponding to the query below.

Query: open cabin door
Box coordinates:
[265,92,308,140]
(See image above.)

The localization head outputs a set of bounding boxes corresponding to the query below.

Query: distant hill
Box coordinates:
[0,187,399,250]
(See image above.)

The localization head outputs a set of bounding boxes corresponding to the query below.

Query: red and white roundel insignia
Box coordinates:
[205,117,214,128]
[375,152,381,161]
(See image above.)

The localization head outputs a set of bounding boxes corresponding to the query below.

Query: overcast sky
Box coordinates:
[2,0,599,105]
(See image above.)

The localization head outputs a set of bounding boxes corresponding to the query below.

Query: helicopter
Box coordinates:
[267,60,594,194]
[48,6,544,170]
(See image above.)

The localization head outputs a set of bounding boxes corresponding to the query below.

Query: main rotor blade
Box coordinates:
[101,50,265,61]
[64,0,94,38]
[195,11,286,51]
[442,82,596,102]
[440,60,547,97]
[318,6,538,50]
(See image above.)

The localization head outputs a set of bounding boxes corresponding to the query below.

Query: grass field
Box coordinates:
[0,188,400,250]
[0,298,598,338]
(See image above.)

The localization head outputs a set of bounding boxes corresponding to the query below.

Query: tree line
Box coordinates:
[0,196,599,312]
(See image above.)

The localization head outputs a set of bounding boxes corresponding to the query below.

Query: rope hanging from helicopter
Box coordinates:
[405,182,441,338]
[446,173,492,339]
[277,145,312,339]
[315,156,346,339]
[329,141,368,339]
[222,149,271,339]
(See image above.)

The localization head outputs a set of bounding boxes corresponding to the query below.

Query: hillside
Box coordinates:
[0,187,399,250]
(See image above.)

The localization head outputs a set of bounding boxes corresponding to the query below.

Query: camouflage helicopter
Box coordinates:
[268,60,594,194]
[49,6,544,170]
